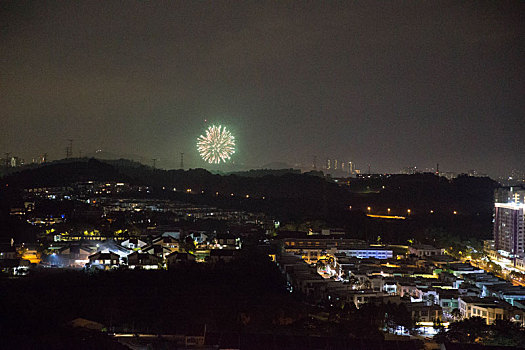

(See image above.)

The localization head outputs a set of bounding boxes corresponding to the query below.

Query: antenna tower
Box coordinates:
[66,139,73,158]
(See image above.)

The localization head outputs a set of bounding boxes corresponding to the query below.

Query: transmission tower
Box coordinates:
[65,139,73,158]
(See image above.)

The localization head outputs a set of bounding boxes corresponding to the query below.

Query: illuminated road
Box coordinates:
[464,258,525,287]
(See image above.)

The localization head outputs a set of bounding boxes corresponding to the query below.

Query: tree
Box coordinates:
[451,308,461,320]
[182,236,196,253]
[437,317,488,344]
[485,319,525,347]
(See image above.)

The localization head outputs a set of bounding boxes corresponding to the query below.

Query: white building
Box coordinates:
[493,203,524,259]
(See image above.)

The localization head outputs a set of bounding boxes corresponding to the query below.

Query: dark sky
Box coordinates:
[1,1,523,176]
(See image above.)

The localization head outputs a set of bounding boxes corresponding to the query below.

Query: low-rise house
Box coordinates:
[189,232,208,244]
[427,254,458,268]
[127,252,161,269]
[416,287,440,305]
[345,290,388,309]
[406,302,443,323]
[88,251,119,269]
[209,249,236,263]
[458,297,516,324]
[167,251,196,266]
[0,245,17,260]
[152,235,180,252]
[20,247,41,264]
[408,244,444,257]
[446,263,484,277]
[485,283,525,307]
[161,230,182,240]
[396,281,419,299]
[383,279,398,295]
[438,290,460,315]
[335,247,393,260]
[216,233,239,248]
[58,245,95,267]
[141,244,172,260]
[0,258,30,275]
[96,239,131,263]
[121,238,147,250]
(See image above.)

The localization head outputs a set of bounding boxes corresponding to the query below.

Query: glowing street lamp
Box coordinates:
[407,209,411,215]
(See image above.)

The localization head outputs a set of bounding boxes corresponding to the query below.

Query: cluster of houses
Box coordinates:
[52,230,241,270]
[1,179,274,274]
[19,182,270,227]
[276,238,525,335]
[0,229,243,275]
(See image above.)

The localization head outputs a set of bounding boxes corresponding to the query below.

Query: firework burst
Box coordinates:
[197,125,236,164]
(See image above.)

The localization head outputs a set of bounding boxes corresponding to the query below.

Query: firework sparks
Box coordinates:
[197,125,236,164]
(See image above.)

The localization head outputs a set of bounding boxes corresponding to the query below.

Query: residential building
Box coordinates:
[493,202,525,259]
[88,252,119,269]
[167,251,196,266]
[408,244,444,257]
[127,252,161,269]
[209,249,236,263]
[458,297,520,325]
[121,238,147,250]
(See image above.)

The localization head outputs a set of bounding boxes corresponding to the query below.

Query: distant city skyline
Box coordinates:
[3,149,524,181]
[1,2,523,177]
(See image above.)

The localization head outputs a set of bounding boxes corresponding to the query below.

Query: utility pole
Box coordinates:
[313,156,317,170]
[180,152,184,169]
[152,158,157,169]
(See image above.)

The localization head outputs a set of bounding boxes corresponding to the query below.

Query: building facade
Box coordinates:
[493,203,525,259]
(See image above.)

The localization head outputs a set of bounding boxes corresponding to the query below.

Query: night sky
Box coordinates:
[1,1,523,176]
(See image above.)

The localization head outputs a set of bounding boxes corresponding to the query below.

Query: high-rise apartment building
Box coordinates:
[495,186,525,205]
[348,162,354,174]
[493,202,525,259]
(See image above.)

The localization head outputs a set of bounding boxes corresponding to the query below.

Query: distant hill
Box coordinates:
[227,169,301,177]
[259,162,294,169]
[0,158,131,188]
[0,158,501,243]
[84,150,145,162]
